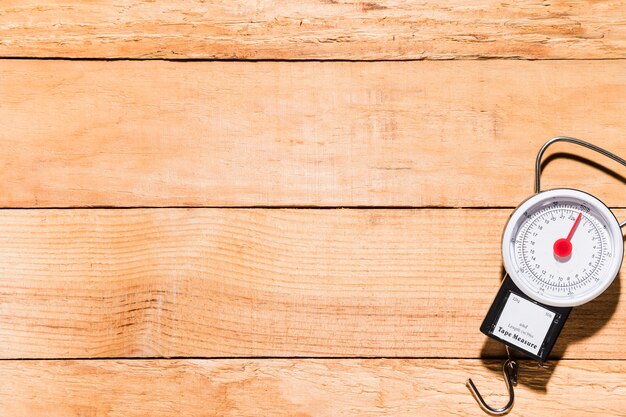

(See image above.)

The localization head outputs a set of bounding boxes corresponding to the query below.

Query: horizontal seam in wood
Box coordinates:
[0,205,519,210]
[0,356,618,361]
[1,57,626,63]
[2,206,626,210]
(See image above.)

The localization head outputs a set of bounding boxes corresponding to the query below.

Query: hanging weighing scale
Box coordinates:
[467,137,626,415]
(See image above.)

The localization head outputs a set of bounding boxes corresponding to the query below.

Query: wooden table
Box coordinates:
[1,2,625,415]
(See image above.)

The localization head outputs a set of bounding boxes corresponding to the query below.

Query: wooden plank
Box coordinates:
[3,60,626,208]
[1,1,626,60]
[0,208,624,359]
[1,359,624,416]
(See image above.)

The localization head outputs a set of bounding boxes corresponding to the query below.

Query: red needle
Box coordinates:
[553,212,582,258]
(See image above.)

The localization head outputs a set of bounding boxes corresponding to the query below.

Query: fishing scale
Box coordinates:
[467,137,626,415]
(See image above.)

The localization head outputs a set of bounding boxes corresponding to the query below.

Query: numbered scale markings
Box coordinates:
[502,189,623,307]
[516,205,608,295]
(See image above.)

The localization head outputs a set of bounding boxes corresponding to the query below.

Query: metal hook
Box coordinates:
[466,358,518,415]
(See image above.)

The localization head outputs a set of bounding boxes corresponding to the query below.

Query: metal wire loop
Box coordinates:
[535,136,626,228]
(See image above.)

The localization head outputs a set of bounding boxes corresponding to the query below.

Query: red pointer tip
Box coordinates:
[553,212,582,258]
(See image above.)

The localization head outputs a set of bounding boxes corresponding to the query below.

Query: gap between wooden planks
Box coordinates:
[0,1,625,59]
[0,208,623,359]
[3,60,626,208]
[0,359,624,417]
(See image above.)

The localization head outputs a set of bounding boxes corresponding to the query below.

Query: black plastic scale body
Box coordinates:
[480,275,571,362]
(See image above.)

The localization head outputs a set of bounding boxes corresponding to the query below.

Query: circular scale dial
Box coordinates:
[503,189,623,307]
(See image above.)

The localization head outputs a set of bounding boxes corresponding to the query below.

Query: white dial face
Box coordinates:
[502,189,623,307]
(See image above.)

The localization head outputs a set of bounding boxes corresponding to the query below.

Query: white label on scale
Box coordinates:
[493,293,555,355]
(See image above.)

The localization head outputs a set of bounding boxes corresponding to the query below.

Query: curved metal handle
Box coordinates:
[535,136,626,228]
[467,359,518,415]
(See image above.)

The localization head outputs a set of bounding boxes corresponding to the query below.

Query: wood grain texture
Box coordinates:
[1,359,624,416]
[1,1,626,60]
[0,208,623,359]
[3,60,626,208]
